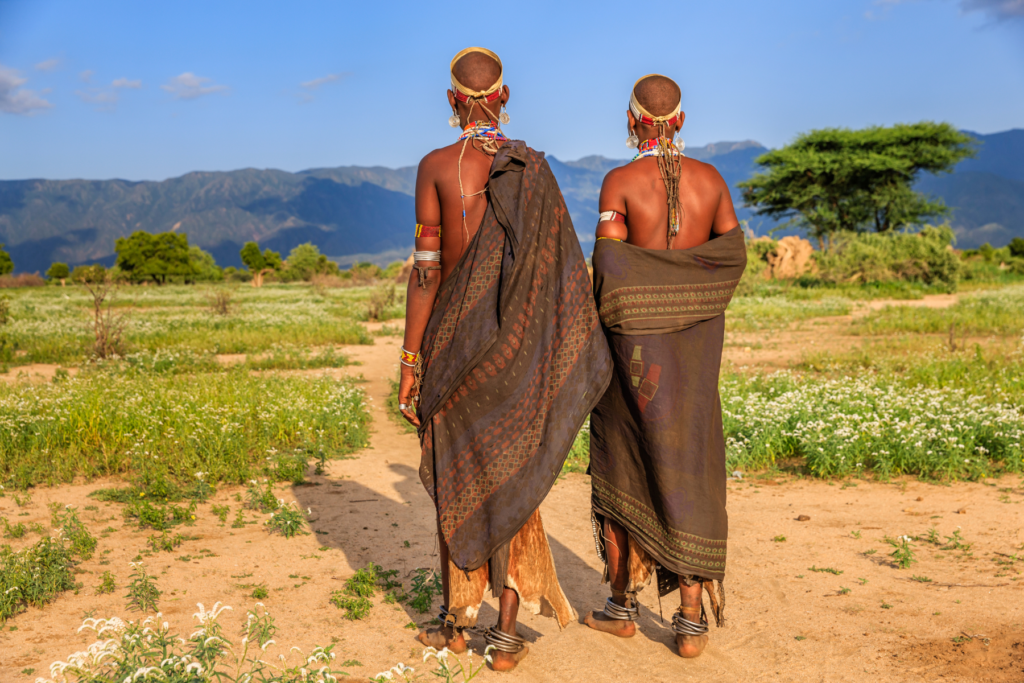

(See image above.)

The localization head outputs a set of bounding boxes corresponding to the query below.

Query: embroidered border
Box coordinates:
[599,279,740,328]
[592,475,726,574]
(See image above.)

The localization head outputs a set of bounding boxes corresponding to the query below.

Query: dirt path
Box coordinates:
[2,330,1023,682]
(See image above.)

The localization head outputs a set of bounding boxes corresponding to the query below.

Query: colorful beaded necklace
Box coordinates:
[459,121,508,143]
[631,137,683,162]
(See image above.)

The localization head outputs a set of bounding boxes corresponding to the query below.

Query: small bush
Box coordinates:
[0,536,77,622]
[125,562,160,613]
[814,224,961,290]
[264,501,308,538]
[96,570,116,595]
[0,274,46,289]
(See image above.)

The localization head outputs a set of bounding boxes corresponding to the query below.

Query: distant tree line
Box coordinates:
[15,231,370,287]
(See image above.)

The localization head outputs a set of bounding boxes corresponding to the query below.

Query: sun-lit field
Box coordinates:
[1,272,1023,682]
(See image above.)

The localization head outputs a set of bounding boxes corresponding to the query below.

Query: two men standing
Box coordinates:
[397,48,745,671]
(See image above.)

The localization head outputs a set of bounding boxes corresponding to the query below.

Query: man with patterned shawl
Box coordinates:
[583,74,746,660]
[396,47,611,672]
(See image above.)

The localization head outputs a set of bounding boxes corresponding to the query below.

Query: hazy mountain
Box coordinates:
[0,131,1020,273]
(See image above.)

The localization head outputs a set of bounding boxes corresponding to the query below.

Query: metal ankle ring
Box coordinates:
[602,596,639,621]
[484,626,526,653]
[672,611,709,637]
[439,605,463,632]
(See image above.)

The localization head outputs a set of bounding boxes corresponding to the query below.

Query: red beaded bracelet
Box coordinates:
[400,347,419,367]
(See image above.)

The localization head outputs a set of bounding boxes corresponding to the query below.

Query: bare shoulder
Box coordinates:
[418,144,457,176]
[601,162,638,189]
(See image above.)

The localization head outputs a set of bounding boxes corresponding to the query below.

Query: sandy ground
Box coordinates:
[2,309,1024,682]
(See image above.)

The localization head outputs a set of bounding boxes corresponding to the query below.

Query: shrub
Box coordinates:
[0,274,46,289]
[814,224,961,289]
[0,536,77,622]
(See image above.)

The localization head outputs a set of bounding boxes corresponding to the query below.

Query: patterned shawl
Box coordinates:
[417,140,612,572]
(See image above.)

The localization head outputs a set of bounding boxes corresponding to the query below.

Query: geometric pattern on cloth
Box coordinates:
[598,279,740,329]
[416,140,613,572]
[436,265,596,540]
[593,475,727,576]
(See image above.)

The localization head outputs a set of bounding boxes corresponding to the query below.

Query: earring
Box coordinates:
[448,112,461,128]
[499,105,510,125]
[676,136,686,152]
[626,130,639,149]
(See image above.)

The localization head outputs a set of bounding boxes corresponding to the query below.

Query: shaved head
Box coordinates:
[452,51,502,92]
[634,75,681,117]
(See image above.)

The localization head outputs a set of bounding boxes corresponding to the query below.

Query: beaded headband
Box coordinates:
[629,74,682,127]
[450,47,503,103]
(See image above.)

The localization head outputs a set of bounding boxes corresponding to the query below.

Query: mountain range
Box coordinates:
[1,130,1020,273]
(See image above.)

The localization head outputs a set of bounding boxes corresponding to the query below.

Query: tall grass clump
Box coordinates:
[722,372,1024,479]
[0,369,370,488]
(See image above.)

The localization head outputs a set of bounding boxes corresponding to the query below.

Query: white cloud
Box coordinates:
[0,65,53,115]
[79,69,94,83]
[76,88,119,110]
[300,72,351,90]
[961,0,1024,20]
[112,78,142,89]
[160,72,228,100]
[34,58,60,72]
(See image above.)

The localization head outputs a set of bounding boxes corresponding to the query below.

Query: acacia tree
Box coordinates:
[46,262,70,286]
[738,122,975,250]
[239,241,282,287]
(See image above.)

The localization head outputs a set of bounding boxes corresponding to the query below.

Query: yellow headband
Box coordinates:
[450,46,503,100]
[629,74,682,125]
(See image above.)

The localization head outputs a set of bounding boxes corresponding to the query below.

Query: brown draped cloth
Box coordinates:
[589,227,746,621]
[416,140,612,627]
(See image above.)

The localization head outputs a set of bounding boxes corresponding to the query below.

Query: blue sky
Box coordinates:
[1,0,1022,181]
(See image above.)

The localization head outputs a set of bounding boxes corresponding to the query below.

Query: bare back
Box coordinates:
[414,140,501,283]
[597,156,739,250]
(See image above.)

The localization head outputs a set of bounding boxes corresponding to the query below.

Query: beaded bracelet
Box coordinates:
[400,346,419,367]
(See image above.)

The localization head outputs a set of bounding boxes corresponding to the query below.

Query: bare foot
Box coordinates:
[674,607,708,658]
[676,632,709,658]
[416,625,467,654]
[584,609,636,638]
[489,644,529,672]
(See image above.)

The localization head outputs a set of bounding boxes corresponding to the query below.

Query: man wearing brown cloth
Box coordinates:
[397,47,611,672]
[584,73,746,659]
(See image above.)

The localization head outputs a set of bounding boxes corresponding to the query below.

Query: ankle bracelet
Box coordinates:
[671,609,709,637]
[602,596,639,621]
[484,626,526,653]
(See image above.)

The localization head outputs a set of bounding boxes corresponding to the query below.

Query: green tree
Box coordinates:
[115,231,195,284]
[0,244,13,276]
[1009,237,1024,259]
[239,241,282,287]
[739,122,976,250]
[283,243,338,281]
[45,262,70,286]
[188,245,223,282]
[70,264,108,285]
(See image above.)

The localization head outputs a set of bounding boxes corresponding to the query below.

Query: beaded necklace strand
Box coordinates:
[631,137,683,162]
[456,120,508,254]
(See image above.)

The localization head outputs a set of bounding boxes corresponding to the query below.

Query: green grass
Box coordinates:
[0,283,385,366]
[852,284,1024,337]
[725,295,852,332]
[0,368,370,488]
[562,419,591,474]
